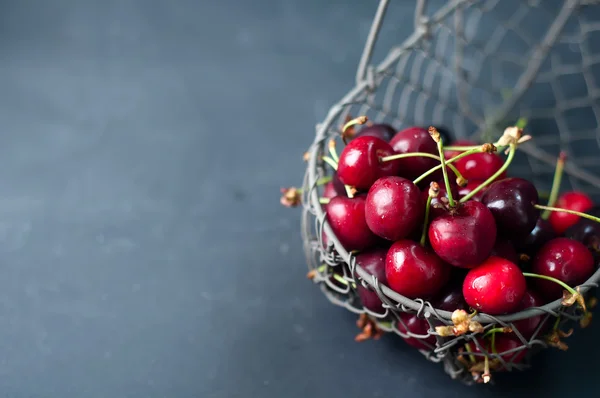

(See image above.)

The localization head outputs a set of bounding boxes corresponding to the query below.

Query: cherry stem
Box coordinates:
[412,147,480,185]
[464,342,476,363]
[420,195,433,246]
[322,156,338,170]
[319,198,330,205]
[459,143,516,203]
[433,135,456,208]
[522,272,578,297]
[541,151,566,220]
[342,116,368,144]
[332,272,357,289]
[380,152,465,182]
[344,185,355,199]
[483,327,509,338]
[534,205,600,225]
[328,139,339,163]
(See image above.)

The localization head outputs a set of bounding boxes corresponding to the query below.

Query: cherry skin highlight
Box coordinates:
[462,256,526,315]
[326,195,379,251]
[532,237,595,300]
[354,248,388,314]
[385,239,451,299]
[428,201,497,268]
[548,191,594,234]
[337,136,401,191]
[455,152,506,182]
[354,123,396,142]
[389,127,439,180]
[365,176,423,241]
[397,313,436,351]
[481,177,540,239]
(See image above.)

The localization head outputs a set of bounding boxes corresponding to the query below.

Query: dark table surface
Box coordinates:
[0,0,597,397]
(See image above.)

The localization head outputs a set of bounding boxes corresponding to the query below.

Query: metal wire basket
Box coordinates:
[300,0,600,385]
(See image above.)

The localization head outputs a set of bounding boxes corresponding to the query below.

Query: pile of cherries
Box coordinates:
[285,117,600,383]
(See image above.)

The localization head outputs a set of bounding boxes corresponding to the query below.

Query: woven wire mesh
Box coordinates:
[301,0,600,385]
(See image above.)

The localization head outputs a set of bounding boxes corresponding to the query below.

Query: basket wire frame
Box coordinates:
[301,0,600,385]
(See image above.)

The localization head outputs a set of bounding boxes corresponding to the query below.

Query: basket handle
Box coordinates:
[355,0,430,86]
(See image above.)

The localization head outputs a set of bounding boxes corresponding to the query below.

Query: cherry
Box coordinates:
[428,201,497,268]
[564,206,600,259]
[365,176,423,241]
[326,195,379,251]
[512,290,546,339]
[354,248,388,314]
[531,237,595,300]
[463,256,526,315]
[515,218,556,256]
[455,152,506,182]
[481,177,540,239]
[389,127,439,180]
[434,285,468,312]
[323,182,338,200]
[468,334,527,367]
[421,179,459,220]
[458,180,487,201]
[444,139,476,160]
[385,240,450,299]
[331,172,347,196]
[548,191,594,234]
[354,123,395,142]
[397,312,436,351]
[490,238,519,265]
[337,136,401,191]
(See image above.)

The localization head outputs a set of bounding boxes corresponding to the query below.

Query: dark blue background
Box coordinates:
[0,1,595,397]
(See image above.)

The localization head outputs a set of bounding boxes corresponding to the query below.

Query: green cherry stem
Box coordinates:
[522,272,579,301]
[341,116,368,144]
[380,152,465,182]
[459,143,516,203]
[482,327,512,338]
[534,205,600,225]
[412,147,482,185]
[322,156,338,170]
[420,195,433,246]
[328,139,339,163]
[541,151,566,220]
[429,127,456,208]
[319,197,331,205]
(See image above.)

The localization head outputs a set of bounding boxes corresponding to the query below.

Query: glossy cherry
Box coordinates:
[326,195,379,251]
[463,256,526,315]
[481,177,540,239]
[397,312,436,351]
[455,152,506,182]
[564,206,600,260]
[336,136,401,190]
[512,290,546,339]
[421,179,459,220]
[434,285,468,312]
[458,180,487,201]
[354,123,396,142]
[548,191,594,234]
[515,218,556,256]
[365,176,423,241]
[444,139,477,160]
[428,201,497,268]
[354,248,388,314]
[531,237,595,300]
[389,126,439,180]
[490,238,519,265]
[385,239,450,299]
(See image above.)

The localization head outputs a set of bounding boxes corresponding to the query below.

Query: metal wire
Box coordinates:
[301,0,600,385]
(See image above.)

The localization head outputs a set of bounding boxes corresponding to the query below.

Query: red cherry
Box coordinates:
[463,256,526,315]
[428,201,497,268]
[336,136,401,191]
[354,248,388,314]
[514,218,556,257]
[354,123,396,142]
[467,334,527,368]
[444,139,477,160]
[455,152,505,181]
[512,290,546,339]
[331,172,347,196]
[323,182,338,200]
[458,180,487,201]
[531,237,595,300]
[548,191,594,234]
[397,312,436,351]
[365,176,423,241]
[420,179,459,220]
[389,127,439,180]
[385,240,450,299]
[325,195,379,251]
[490,238,519,265]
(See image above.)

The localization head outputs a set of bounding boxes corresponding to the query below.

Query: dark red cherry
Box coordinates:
[455,152,506,182]
[354,248,388,314]
[385,240,450,299]
[397,312,436,351]
[481,177,540,239]
[389,127,439,180]
[421,179,459,220]
[463,256,526,315]
[515,218,556,256]
[331,172,347,196]
[548,191,594,234]
[444,139,477,160]
[337,136,401,191]
[354,123,396,142]
[532,237,595,300]
[428,201,497,268]
[512,290,546,339]
[565,206,600,260]
[434,285,468,312]
[365,176,423,241]
[326,195,379,251]
[458,180,487,201]
[490,238,519,265]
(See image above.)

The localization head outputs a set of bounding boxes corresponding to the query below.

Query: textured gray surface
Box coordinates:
[0,0,596,397]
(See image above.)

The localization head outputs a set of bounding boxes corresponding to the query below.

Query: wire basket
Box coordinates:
[299,0,600,386]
